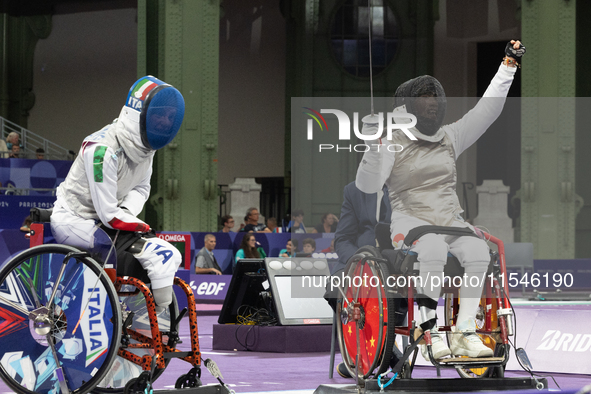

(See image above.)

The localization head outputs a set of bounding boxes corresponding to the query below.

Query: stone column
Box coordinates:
[229,178,263,226]
[520,0,579,258]
[473,180,514,245]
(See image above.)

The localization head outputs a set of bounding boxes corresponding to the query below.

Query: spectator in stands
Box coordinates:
[20,215,32,233]
[5,132,21,159]
[6,132,20,150]
[194,234,222,275]
[220,214,235,233]
[321,239,335,254]
[36,148,45,160]
[9,145,20,158]
[240,207,272,233]
[267,217,278,233]
[311,213,339,233]
[235,233,266,263]
[279,239,294,257]
[287,208,306,233]
[300,238,316,257]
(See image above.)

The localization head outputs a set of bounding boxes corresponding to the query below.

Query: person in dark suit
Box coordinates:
[328,181,407,379]
[195,234,222,275]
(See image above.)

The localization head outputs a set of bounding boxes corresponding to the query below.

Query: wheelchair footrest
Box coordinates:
[315,377,548,394]
[164,351,194,359]
[438,356,504,365]
[135,384,231,394]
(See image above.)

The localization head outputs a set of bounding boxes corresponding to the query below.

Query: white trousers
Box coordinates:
[51,203,181,290]
[390,211,490,325]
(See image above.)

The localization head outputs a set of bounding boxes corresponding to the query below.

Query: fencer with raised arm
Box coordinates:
[355,41,525,360]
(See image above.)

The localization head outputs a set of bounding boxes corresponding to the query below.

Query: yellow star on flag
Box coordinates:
[369,336,376,348]
[348,325,352,336]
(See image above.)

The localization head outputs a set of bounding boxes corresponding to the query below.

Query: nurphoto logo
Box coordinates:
[302,108,417,152]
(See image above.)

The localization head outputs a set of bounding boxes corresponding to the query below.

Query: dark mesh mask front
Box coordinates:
[394,75,447,136]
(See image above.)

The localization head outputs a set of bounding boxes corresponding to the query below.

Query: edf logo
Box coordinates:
[192,281,226,296]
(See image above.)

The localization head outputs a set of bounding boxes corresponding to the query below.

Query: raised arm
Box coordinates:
[446,40,524,158]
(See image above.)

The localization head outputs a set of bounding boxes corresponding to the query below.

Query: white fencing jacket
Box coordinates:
[55,106,154,231]
[356,63,517,226]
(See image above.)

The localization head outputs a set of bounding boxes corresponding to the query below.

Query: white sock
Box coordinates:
[456,262,489,326]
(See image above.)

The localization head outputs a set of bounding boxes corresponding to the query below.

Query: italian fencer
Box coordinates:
[51,76,185,313]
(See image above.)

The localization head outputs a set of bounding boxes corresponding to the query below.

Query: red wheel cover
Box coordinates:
[342,262,388,376]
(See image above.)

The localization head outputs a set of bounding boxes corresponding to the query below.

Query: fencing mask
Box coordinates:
[125,76,185,150]
[394,76,446,136]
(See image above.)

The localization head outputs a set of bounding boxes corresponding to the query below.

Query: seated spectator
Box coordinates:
[267,217,278,233]
[311,213,339,233]
[5,132,22,159]
[298,238,316,257]
[36,148,45,160]
[287,209,306,233]
[194,234,222,275]
[240,207,272,233]
[9,145,20,158]
[20,216,32,233]
[321,239,335,253]
[6,132,20,150]
[220,214,235,233]
[279,239,295,257]
[235,233,267,263]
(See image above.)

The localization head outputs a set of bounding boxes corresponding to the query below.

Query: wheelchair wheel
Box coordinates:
[444,293,498,378]
[0,244,122,394]
[337,246,395,379]
[94,289,179,392]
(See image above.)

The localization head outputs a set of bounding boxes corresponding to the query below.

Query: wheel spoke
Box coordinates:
[0,294,30,316]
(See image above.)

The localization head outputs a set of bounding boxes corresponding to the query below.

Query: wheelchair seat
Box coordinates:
[30,207,53,223]
[30,207,151,284]
[375,222,469,278]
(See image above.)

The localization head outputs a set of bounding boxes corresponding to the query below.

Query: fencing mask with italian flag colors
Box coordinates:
[125,75,185,150]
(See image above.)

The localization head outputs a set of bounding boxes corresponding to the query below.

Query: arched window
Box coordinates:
[330,0,399,78]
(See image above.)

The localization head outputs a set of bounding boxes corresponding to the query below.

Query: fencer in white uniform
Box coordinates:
[51,75,185,311]
[356,41,524,359]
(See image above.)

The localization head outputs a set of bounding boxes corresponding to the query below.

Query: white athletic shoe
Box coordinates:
[450,321,494,358]
[421,327,451,361]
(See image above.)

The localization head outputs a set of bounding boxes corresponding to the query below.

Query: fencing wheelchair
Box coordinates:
[336,223,514,381]
[0,210,218,394]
